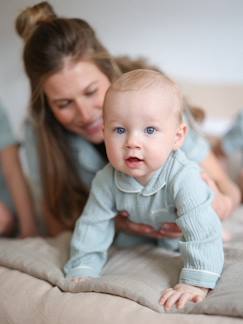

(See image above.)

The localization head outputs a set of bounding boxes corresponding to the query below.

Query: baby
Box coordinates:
[64,70,224,310]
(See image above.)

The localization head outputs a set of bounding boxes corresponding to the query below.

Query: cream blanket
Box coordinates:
[0,208,243,317]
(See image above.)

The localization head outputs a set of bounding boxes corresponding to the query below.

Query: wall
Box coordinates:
[0,0,243,136]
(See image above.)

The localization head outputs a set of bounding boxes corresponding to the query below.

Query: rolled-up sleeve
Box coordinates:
[173,165,224,288]
[64,165,116,278]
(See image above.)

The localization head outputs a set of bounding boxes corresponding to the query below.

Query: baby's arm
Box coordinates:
[160,164,224,310]
[64,213,115,279]
[160,283,208,311]
[64,165,116,279]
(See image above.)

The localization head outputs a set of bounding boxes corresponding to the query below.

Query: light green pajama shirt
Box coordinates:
[64,149,224,289]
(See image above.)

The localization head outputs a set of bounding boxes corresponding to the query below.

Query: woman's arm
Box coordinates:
[201,151,241,219]
[0,144,38,237]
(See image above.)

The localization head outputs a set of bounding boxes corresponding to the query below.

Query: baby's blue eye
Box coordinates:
[145,127,156,135]
[115,127,126,134]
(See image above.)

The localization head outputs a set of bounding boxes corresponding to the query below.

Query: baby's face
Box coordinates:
[104,87,186,185]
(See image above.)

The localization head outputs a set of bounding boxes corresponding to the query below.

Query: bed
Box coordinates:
[0,204,243,324]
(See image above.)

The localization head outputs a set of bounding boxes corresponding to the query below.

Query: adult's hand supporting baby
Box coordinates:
[115,211,182,239]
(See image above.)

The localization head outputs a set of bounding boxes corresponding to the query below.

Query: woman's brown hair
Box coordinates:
[16,2,121,228]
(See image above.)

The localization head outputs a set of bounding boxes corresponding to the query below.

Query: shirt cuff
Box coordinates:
[179,267,220,289]
[64,265,100,278]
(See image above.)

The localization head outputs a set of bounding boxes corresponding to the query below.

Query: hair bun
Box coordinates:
[15,1,56,41]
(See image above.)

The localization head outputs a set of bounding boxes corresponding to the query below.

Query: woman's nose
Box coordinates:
[76,101,91,123]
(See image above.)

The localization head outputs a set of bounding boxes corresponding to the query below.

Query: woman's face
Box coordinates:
[43,60,111,143]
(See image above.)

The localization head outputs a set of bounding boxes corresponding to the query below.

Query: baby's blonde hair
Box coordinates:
[104,69,183,123]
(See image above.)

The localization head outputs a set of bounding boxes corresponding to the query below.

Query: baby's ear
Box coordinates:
[173,123,188,150]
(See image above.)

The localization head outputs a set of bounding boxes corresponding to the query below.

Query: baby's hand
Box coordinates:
[160,283,209,311]
[68,276,91,284]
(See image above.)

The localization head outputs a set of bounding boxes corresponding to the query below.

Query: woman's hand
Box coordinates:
[19,224,39,238]
[0,202,15,236]
[115,211,182,239]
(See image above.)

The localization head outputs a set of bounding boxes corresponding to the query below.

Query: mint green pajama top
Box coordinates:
[64,149,224,289]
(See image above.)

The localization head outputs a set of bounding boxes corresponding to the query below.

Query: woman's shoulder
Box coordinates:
[0,102,11,124]
[182,110,210,163]
[68,134,107,173]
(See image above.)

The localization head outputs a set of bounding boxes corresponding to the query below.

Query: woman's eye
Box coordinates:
[85,89,97,96]
[115,127,126,134]
[57,100,72,109]
[145,127,156,135]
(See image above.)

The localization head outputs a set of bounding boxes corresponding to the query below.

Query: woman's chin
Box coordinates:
[71,127,104,144]
[84,131,104,144]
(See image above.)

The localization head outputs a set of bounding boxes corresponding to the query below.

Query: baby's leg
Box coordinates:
[0,201,15,236]
[115,232,155,248]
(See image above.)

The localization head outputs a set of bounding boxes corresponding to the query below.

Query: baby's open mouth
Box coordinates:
[126,157,143,162]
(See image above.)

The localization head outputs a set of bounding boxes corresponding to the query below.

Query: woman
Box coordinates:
[16,1,240,236]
